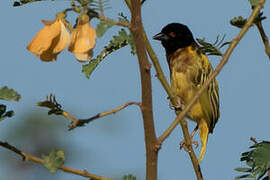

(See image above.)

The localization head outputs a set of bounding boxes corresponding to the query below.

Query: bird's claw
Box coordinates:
[169,96,183,110]
[179,140,199,152]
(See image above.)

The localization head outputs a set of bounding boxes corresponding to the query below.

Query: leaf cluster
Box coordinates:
[37,94,63,115]
[0,86,20,121]
[82,28,135,78]
[0,86,21,101]
[91,0,111,14]
[230,0,266,29]
[196,36,230,56]
[0,104,14,121]
[42,149,65,173]
[13,0,42,7]
[121,174,137,180]
[235,141,270,180]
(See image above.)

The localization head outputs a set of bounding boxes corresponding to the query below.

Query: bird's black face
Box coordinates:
[153,23,195,55]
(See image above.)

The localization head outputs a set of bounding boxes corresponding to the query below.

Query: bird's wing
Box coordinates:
[191,54,220,133]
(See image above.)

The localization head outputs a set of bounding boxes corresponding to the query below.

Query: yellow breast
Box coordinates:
[170,47,205,122]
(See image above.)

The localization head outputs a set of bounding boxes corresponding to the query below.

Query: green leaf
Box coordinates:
[0,86,20,101]
[96,20,115,37]
[91,0,111,15]
[234,168,252,172]
[122,174,136,180]
[230,16,247,28]
[118,12,130,24]
[0,104,14,121]
[235,141,270,180]
[82,59,100,79]
[42,149,65,173]
[235,174,255,179]
[248,0,259,7]
[13,0,42,7]
[82,29,135,79]
[196,35,229,57]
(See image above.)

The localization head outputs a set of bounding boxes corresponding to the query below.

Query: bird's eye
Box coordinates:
[169,32,176,37]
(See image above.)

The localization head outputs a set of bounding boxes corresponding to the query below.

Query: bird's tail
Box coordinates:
[198,119,209,163]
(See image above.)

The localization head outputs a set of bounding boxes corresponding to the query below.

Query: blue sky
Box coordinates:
[1,0,270,179]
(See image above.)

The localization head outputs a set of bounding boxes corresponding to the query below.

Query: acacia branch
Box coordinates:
[126,1,158,180]
[158,0,265,145]
[0,141,110,180]
[98,15,131,28]
[67,101,141,130]
[255,20,270,59]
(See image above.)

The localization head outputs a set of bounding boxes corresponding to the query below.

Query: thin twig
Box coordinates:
[67,102,141,130]
[158,0,265,145]
[250,137,258,144]
[255,20,270,59]
[0,141,110,180]
[99,15,131,28]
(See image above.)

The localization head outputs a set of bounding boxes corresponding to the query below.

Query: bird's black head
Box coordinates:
[153,23,195,55]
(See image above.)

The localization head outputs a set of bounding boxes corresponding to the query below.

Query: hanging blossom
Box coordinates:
[68,14,97,62]
[27,12,71,62]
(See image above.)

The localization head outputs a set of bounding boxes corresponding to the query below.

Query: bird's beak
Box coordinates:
[153,32,169,41]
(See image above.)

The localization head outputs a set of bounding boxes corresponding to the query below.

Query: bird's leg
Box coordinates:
[169,95,184,110]
[180,125,199,152]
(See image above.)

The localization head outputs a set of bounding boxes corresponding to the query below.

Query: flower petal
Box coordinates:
[68,14,96,62]
[27,20,61,56]
[53,20,70,54]
[74,49,93,62]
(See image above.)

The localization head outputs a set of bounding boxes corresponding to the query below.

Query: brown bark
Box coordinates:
[129,1,158,179]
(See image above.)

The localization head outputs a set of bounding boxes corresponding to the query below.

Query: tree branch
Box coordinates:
[98,15,131,28]
[127,1,158,180]
[0,141,110,180]
[68,101,141,130]
[255,20,270,59]
[250,137,258,144]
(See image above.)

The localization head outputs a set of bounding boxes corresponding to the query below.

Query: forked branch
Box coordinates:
[0,141,110,180]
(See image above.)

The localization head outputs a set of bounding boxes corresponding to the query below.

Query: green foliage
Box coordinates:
[0,104,14,121]
[230,10,265,29]
[235,141,270,180]
[230,16,247,28]
[196,35,230,56]
[122,174,137,180]
[118,12,130,24]
[91,0,111,14]
[13,0,41,6]
[42,149,65,173]
[0,86,21,101]
[0,86,20,121]
[37,94,63,115]
[96,20,116,37]
[82,28,136,79]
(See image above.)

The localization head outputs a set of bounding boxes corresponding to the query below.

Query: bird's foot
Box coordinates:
[169,96,184,110]
[179,139,199,152]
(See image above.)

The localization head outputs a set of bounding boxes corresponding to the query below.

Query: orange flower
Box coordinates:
[27,12,70,62]
[68,14,96,62]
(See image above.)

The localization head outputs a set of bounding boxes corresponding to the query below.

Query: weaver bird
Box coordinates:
[153,23,220,162]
